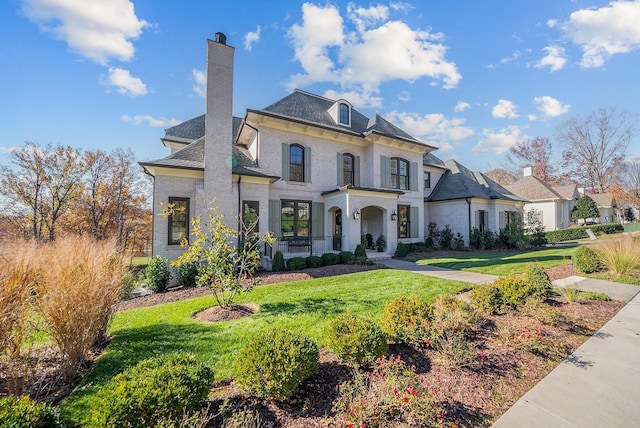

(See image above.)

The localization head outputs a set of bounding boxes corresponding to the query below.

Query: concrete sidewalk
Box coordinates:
[377,258,498,284]
[377,258,640,427]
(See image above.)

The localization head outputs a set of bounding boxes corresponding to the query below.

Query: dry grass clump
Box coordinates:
[34,236,129,378]
[595,235,640,277]
[0,241,38,394]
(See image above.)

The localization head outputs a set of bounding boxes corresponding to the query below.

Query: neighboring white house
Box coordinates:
[582,191,618,224]
[505,167,579,231]
[141,35,526,266]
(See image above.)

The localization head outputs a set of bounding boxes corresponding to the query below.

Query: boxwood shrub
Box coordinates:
[87,353,213,428]
[338,251,354,264]
[380,295,432,346]
[469,284,504,315]
[272,250,285,272]
[235,329,319,401]
[546,223,623,243]
[523,263,553,299]
[573,246,602,273]
[305,255,323,268]
[286,256,307,271]
[326,313,388,367]
[176,260,199,286]
[395,242,408,257]
[0,396,61,428]
[321,252,339,266]
[145,255,171,292]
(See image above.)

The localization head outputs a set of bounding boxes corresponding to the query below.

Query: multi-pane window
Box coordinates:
[478,209,488,232]
[168,197,189,245]
[289,144,304,182]
[343,153,354,186]
[391,158,409,190]
[424,171,431,189]
[281,200,310,238]
[398,204,409,238]
[339,103,350,125]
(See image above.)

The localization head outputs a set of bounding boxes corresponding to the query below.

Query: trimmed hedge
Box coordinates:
[546,223,623,243]
[286,257,307,271]
[0,396,61,428]
[338,251,354,264]
[326,314,388,367]
[321,252,339,266]
[305,255,323,268]
[235,329,319,401]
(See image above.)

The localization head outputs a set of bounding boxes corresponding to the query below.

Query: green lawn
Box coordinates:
[61,269,468,423]
[130,256,150,266]
[413,246,577,276]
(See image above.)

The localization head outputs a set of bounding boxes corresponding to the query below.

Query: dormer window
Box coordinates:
[328,99,352,127]
[339,103,350,125]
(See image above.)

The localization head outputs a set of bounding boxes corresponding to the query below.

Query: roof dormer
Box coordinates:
[328,99,352,127]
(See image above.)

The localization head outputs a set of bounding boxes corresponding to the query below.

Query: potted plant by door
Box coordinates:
[365,233,373,249]
[376,235,386,252]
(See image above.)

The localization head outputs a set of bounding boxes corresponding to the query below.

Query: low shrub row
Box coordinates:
[271,245,371,272]
[545,223,623,243]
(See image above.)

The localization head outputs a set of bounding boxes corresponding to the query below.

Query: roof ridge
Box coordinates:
[293,88,335,102]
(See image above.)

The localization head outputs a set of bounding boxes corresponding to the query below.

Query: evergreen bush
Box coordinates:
[322,252,339,266]
[87,353,213,428]
[523,263,553,298]
[286,256,307,271]
[0,396,61,428]
[305,255,323,268]
[272,250,285,272]
[176,260,199,286]
[338,251,354,264]
[380,295,432,346]
[235,329,319,401]
[469,284,504,315]
[145,255,171,292]
[395,242,408,257]
[354,244,367,259]
[439,225,454,250]
[573,246,601,273]
[326,314,388,367]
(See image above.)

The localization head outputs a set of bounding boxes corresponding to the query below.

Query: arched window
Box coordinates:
[343,153,354,186]
[339,103,350,125]
[391,158,409,190]
[289,144,304,182]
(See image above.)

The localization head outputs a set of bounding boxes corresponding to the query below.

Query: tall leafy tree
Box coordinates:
[572,195,600,225]
[507,137,562,183]
[557,108,634,193]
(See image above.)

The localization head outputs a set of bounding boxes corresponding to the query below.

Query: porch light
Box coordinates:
[353,209,360,220]
[391,210,397,221]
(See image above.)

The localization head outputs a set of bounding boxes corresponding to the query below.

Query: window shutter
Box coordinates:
[281,144,290,181]
[312,202,325,238]
[304,146,311,183]
[380,156,390,188]
[337,153,343,185]
[354,156,360,187]
[409,206,419,238]
[499,211,506,229]
[410,162,418,191]
[483,211,489,229]
[475,210,480,229]
[269,200,281,238]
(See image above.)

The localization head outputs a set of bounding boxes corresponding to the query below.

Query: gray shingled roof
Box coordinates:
[553,184,578,200]
[163,114,205,143]
[588,193,615,208]
[142,117,279,179]
[254,90,432,147]
[427,160,525,202]
[505,176,563,201]
[423,152,446,168]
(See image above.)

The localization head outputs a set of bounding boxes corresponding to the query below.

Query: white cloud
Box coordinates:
[101,68,147,97]
[121,115,180,127]
[533,96,571,118]
[0,146,19,154]
[389,2,414,12]
[492,99,519,119]
[473,126,525,154]
[192,69,206,98]
[398,91,411,102]
[21,0,149,65]
[535,45,567,72]
[454,101,470,112]
[287,3,460,106]
[563,0,640,68]
[547,19,558,28]
[386,111,474,149]
[244,26,261,51]
[324,88,383,108]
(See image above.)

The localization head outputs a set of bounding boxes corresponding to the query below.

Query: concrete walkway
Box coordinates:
[377,259,640,427]
[377,258,498,284]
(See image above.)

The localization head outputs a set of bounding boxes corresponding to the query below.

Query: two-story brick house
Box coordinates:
[141,34,525,265]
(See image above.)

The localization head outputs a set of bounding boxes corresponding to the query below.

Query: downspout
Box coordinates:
[465,198,472,243]
[237,175,242,248]
[142,167,156,257]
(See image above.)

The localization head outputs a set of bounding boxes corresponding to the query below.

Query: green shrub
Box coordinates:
[306,255,323,268]
[495,275,531,307]
[145,255,171,292]
[395,242,408,257]
[321,252,339,266]
[573,246,601,273]
[338,251,354,264]
[272,250,285,272]
[235,329,319,401]
[523,263,553,299]
[546,223,623,243]
[87,353,213,428]
[483,230,497,250]
[424,236,435,249]
[580,291,611,301]
[453,233,466,251]
[411,242,426,253]
[176,260,199,286]
[354,244,367,259]
[0,396,61,428]
[431,294,479,338]
[440,225,454,250]
[469,284,504,315]
[286,256,307,271]
[380,295,432,346]
[469,227,483,250]
[326,314,388,367]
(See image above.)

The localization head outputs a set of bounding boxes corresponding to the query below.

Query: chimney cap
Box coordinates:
[523,166,533,177]
[215,32,227,45]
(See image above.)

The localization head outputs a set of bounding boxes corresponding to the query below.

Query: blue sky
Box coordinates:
[1,0,639,172]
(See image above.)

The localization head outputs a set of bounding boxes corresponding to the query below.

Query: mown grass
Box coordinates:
[61,269,468,422]
[413,246,577,276]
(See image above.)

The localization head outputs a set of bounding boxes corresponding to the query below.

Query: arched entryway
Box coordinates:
[360,206,385,250]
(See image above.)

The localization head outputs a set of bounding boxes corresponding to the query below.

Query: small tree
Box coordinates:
[171,205,274,308]
[572,195,600,225]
